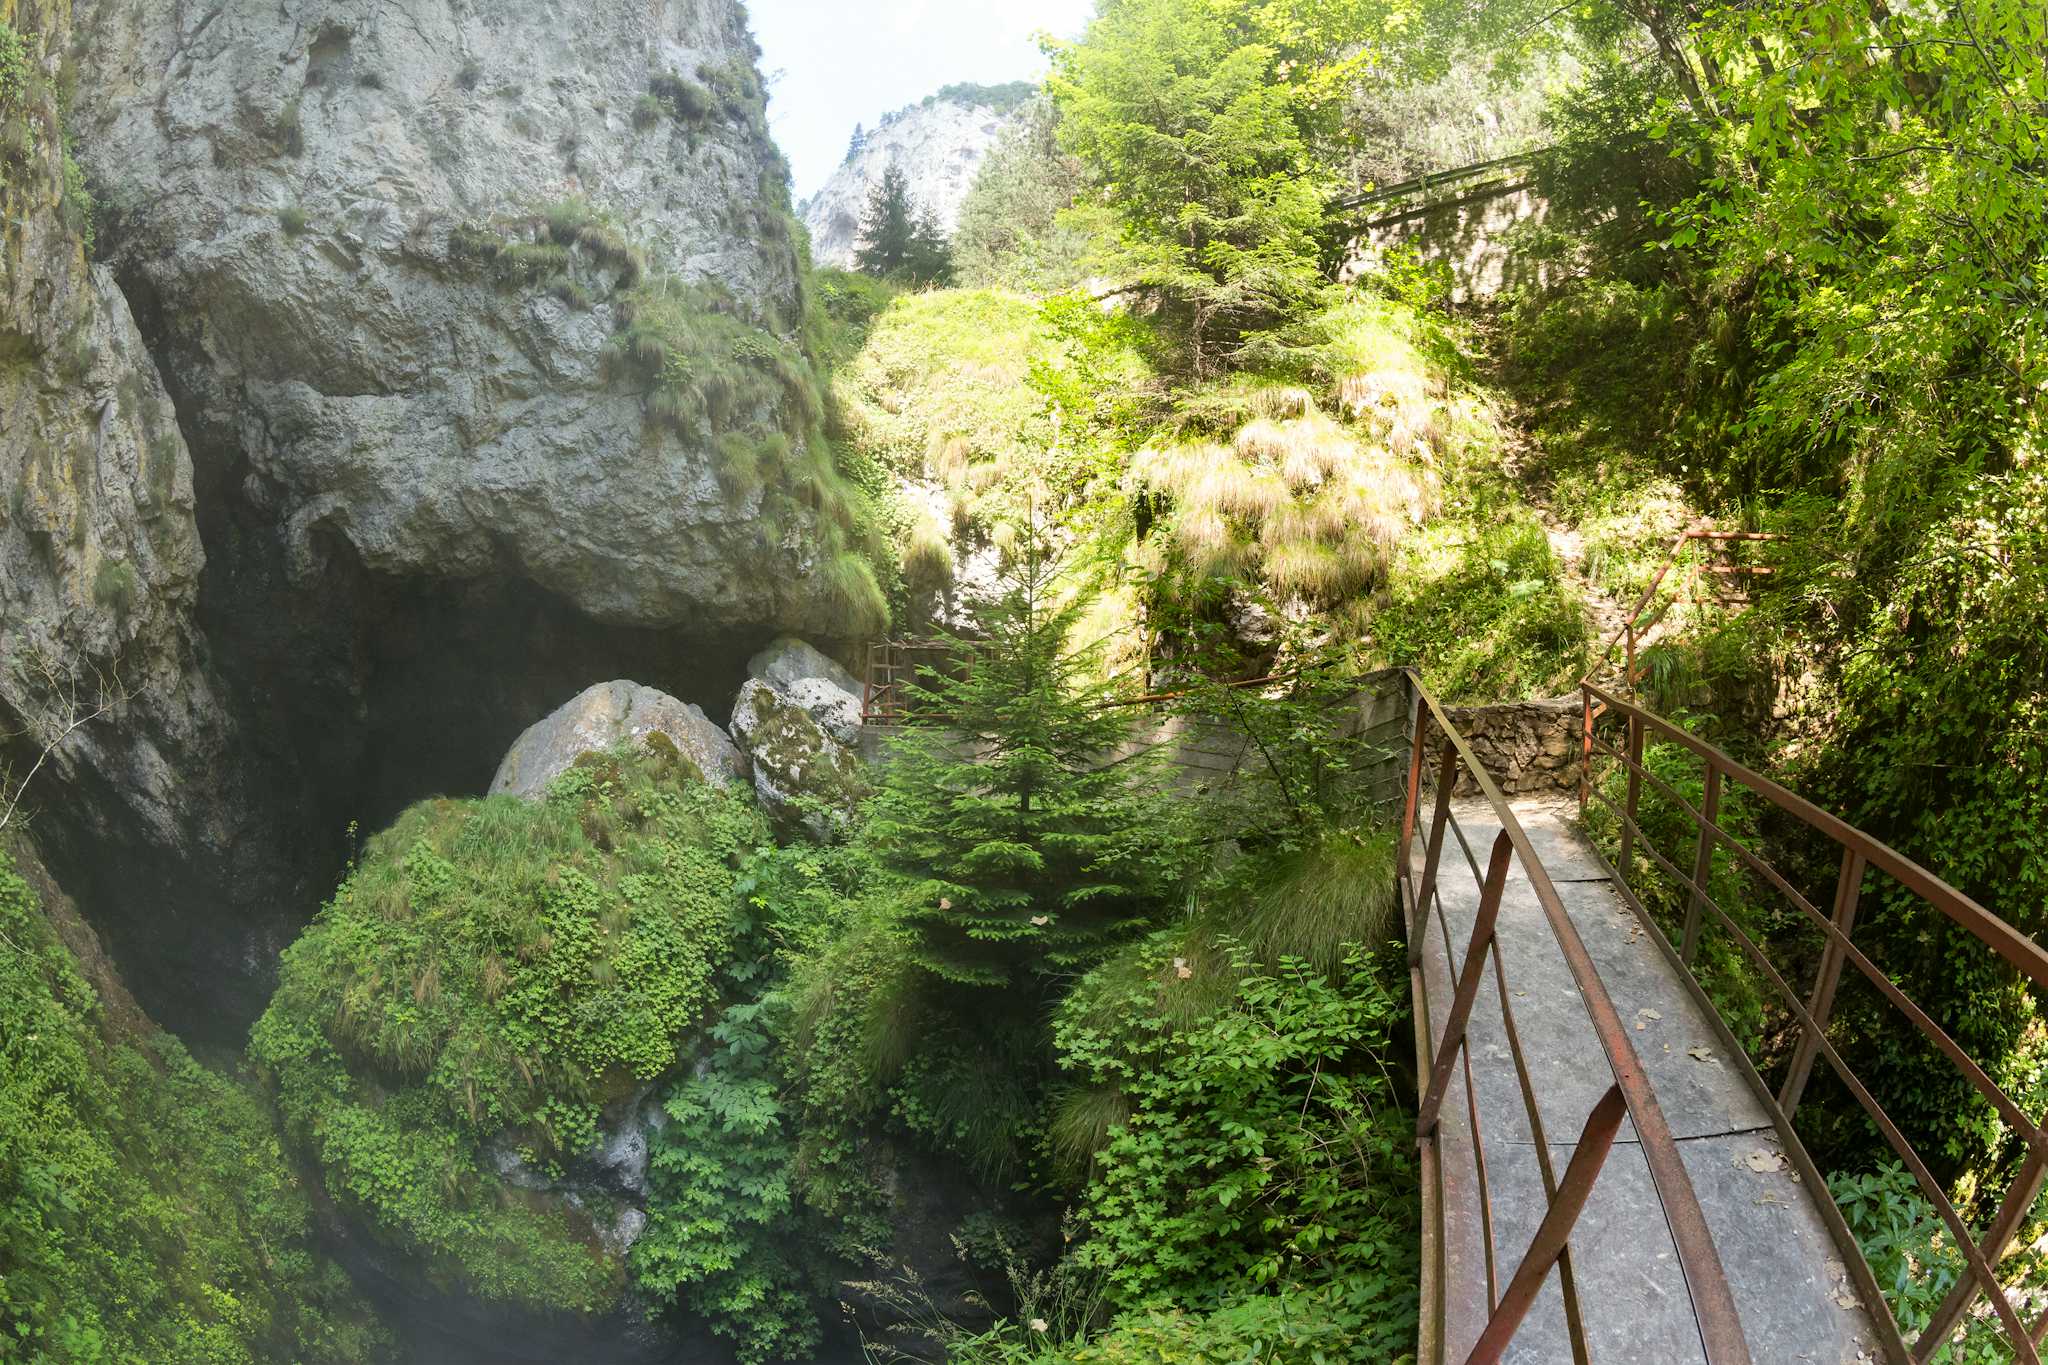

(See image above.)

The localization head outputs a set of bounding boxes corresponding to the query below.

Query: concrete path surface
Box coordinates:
[1413,796,1885,1364]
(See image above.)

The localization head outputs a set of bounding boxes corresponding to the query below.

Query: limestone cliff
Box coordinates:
[800,82,1032,268]
[71,0,846,634]
[1,0,300,1037]
[5,0,879,1040]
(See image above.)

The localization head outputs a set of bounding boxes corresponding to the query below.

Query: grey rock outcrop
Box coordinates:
[71,0,854,635]
[730,677,864,838]
[747,635,865,744]
[490,679,745,798]
[1,0,299,1038]
[801,84,1032,268]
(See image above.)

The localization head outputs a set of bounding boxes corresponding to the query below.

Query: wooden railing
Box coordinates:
[1401,671,1752,1365]
[1579,680,2048,1363]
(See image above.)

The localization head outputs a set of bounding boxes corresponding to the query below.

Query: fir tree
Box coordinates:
[853,164,953,285]
[864,524,1170,987]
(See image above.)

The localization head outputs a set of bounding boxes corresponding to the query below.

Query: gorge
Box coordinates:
[4,0,2045,1360]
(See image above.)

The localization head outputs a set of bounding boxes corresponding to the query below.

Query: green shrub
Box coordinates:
[0,25,28,112]
[1375,511,1589,702]
[277,204,309,236]
[635,1001,825,1365]
[0,849,389,1361]
[251,740,767,1313]
[91,558,138,619]
[60,151,93,254]
[275,95,303,155]
[1051,942,1416,1337]
[647,71,713,125]
[958,1276,1413,1364]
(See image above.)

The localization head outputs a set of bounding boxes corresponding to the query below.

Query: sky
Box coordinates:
[749,0,1098,202]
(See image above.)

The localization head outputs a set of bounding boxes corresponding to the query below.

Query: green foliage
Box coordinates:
[1808,470,2048,1175]
[251,741,766,1312]
[1133,299,1446,615]
[607,274,822,486]
[635,1001,824,1365]
[276,204,308,237]
[1374,509,1588,702]
[853,163,952,286]
[1051,942,1416,1338]
[0,849,387,1362]
[59,151,91,254]
[90,559,137,619]
[0,26,26,114]
[952,98,1096,293]
[1048,0,1392,368]
[930,81,1039,116]
[1830,1162,2045,1364]
[646,71,714,126]
[958,1277,1416,1365]
[864,529,1184,988]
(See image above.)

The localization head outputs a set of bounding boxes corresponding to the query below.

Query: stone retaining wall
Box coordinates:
[1431,696,1582,796]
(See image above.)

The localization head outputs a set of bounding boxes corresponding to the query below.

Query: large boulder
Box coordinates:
[747,636,866,744]
[729,678,864,838]
[491,680,745,798]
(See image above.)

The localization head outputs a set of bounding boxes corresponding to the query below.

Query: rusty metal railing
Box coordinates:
[1401,671,1752,1365]
[1593,524,1782,697]
[1579,679,2048,1363]
[861,639,961,723]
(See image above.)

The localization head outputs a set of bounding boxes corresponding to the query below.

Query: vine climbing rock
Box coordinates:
[490,680,747,799]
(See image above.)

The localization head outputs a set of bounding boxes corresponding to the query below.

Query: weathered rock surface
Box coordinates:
[730,677,864,838]
[70,0,851,635]
[0,0,310,1038]
[801,84,1031,268]
[491,679,745,798]
[747,635,864,744]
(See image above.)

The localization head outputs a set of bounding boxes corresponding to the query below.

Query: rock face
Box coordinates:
[801,84,1032,268]
[69,0,849,635]
[729,638,867,834]
[1438,697,1583,795]
[15,0,865,1040]
[1,0,308,1038]
[491,680,746,797]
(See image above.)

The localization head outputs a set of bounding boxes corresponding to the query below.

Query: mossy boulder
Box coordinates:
[746,636,865,744]
[729,678,867,839]
[250,739,767,1323]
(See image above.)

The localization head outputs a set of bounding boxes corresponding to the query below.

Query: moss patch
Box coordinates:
[250,740,768,1313]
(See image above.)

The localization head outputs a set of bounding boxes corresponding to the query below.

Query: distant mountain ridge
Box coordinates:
[800,81,1036,268]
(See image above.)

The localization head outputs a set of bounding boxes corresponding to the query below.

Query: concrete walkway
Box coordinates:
[1414,796,1885,1364]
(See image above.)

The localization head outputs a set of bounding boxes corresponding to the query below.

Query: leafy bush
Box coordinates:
[958,1277,1416,1365]
[636,1001,825,1365]
[1052,942,1416,1338]
[90,558,137,619]
[0,849,388,1361]
[1830,1161,2046,1364]
[1375,511,1588,702]
[251,740,766,1312]
[277,204,309,236]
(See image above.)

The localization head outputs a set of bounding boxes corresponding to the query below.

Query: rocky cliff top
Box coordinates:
[799,82,1033,268]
